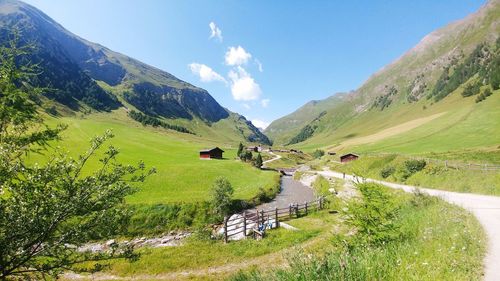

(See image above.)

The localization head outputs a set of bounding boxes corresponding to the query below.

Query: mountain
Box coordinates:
[265,0,500,153]
[0,0,270,145]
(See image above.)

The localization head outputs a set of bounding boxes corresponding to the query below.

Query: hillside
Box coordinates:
[265,0,500,155]
[0,0,270,144]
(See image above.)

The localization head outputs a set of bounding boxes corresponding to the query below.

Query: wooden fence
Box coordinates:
[222,197,325,243]
[361,152,500,171]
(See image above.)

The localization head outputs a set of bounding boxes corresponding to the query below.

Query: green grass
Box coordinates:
[328,154,500,195]
[231,185,486,281]
[264,152,313,169]
[34,110,279,205]
[100,228,319,276]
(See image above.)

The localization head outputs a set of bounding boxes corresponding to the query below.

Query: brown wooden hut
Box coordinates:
[340,153,359,163]
[199,147,224,159]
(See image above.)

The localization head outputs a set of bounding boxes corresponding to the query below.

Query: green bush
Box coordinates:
[312,149,325,159]
[345,183,401,245]
[380,166,395,178]
[461,82,481,97]
[475,88,493,103]
[404,159,426,174]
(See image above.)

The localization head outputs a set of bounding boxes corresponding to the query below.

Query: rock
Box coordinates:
[105,239,116,247]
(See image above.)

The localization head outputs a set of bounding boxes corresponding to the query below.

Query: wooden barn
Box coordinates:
[340,153,359,163]
[199,147,224,159]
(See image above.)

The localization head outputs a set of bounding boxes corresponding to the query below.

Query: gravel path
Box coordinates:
[254,175,316,211]
[317,169,500,281]
[262,151,282,166]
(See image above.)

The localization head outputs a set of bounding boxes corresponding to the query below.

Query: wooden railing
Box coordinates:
[222,197,325,243]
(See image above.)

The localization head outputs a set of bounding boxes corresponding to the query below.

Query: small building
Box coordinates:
[328,151,336,156]
[340,153,359,163]
[246,146,258,152]
[199,147,224,159]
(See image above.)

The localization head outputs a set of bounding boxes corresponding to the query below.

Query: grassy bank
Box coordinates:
[232,183,486,281]
[325,154,500,195]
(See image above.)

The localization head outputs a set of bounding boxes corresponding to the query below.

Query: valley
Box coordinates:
[0,0,499,280]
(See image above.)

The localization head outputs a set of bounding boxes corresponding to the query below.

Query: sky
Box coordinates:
[22,0,486,129]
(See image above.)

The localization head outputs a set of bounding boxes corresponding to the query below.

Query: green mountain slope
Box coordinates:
[265,0,500,154]
[0,0,270,144]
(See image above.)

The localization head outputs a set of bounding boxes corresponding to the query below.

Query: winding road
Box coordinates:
[316,169,500,281]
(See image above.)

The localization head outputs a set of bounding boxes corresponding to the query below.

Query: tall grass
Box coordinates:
[232,184,485,281]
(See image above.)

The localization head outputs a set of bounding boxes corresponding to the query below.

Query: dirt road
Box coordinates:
[317,169,500,281]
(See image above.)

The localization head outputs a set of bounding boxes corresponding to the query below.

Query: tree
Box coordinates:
[254,153,263,168]
[0,34,154,279]
[209,177,234,218]
[237,142,244,158]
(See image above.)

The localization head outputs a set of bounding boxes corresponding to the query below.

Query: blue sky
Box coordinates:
[23,0,485,128]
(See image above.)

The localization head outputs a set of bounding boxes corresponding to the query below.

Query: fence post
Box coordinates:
[261,210,265,225]
[305,201,308,215]
[289,204,292,220]
[295,203,299,218]
[223,216,228,243]
[256,209,260,229]
[275,207,279,228]
[243,211,247,239]
[319,197,323,209]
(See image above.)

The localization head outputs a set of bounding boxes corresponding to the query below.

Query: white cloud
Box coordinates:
[251,119,270,130]
[255,59,263,72]
[228,66,262,101]
[242,103,251,110]
[209,22,222,41]
[260,98,270,108]
[188,63,226,83]
[225,46,252,66]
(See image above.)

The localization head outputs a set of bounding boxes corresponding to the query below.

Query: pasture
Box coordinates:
[35,111,279,205]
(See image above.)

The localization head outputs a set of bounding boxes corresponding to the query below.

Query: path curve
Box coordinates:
[316,169,500,281]
[262,151,282,166]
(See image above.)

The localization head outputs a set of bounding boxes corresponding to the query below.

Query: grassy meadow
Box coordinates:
[35,109,279,205]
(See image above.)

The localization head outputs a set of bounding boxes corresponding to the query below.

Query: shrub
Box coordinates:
[380,166,395,178]
[312,149,325,159]
[461,82,481,97]
[239,151,253,162]
[404,159,426,174]
[344,183,401,245]
[475,88,492,103]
